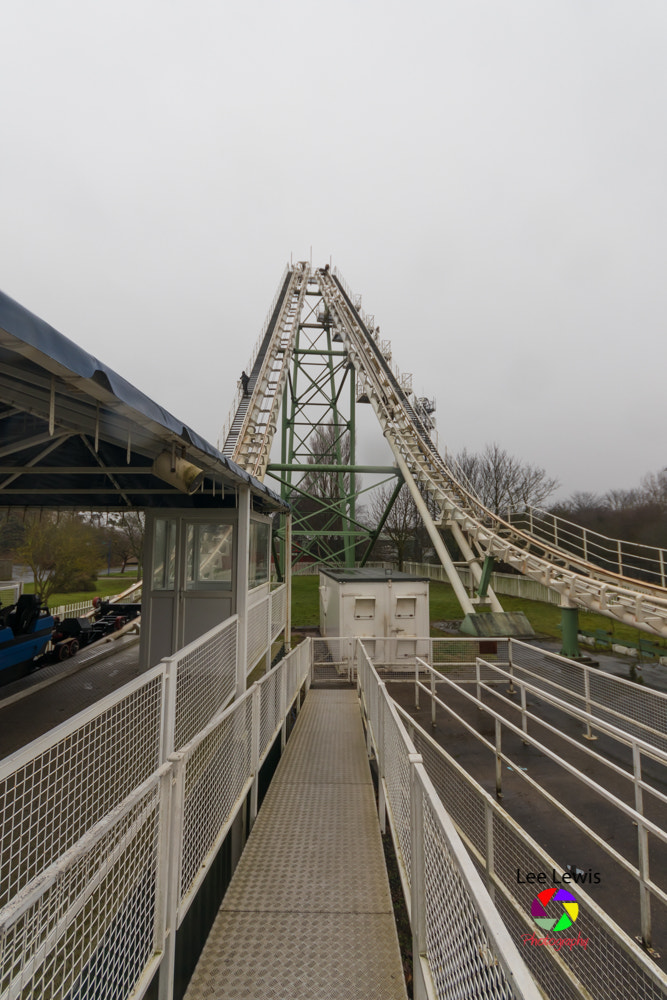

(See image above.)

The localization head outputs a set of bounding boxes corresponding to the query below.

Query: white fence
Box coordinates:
[403,561,563,605]
[356,641,541,1000]
[0,596,301,1000]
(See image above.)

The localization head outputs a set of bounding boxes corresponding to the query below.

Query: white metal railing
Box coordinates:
[356,640,542,1000]
[509,639,667,755]
[246,583,287,673]
[0,601,298,1000]
[509,507,667,589]
[400,694,667,1000]
[416,654,667,953]
[48,579,143,620]
[217,263,290,450]
[358,636,667,1000]
[0,583,21,608]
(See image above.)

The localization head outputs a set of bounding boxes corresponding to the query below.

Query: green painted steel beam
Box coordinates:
[268,463,398,474]
[476,556,495,599]
[293,348,348,356]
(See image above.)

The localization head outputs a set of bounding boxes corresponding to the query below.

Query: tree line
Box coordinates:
[0,511,144,603]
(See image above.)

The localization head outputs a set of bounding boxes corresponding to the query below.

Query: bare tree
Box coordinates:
[453,443,559,514]
[300,422,351,499]
[367,483,420,570]
[640,469,667,508]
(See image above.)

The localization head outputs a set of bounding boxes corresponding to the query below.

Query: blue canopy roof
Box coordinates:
[0,289,288,512]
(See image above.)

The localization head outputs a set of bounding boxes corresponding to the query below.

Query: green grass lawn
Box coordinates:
[288,574,665,652]
[19,571,139,609]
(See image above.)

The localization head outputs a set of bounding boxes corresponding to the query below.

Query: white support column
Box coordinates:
[285,511,292,651]
[236,486,250,698]
[389,443,476,616]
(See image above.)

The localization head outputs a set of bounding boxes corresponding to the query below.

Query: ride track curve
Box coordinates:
[221,263,667,639]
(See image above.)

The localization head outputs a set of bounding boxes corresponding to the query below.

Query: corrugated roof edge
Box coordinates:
[0,288,289,511]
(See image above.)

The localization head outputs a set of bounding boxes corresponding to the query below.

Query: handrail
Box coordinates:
[415,654,667,949]
[217,263,290,449]
[509,506,667,588]
[355,640,542,1000]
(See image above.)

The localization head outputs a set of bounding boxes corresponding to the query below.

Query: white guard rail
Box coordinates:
[0,605,304,1000]
[508,507,667,589]
[356,639,542,1000]
[418,655,667,956]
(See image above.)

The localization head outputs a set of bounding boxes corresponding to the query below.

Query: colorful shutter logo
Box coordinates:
[531,888,579,934]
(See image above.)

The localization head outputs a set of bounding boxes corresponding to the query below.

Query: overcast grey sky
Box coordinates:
[2,1,666,501]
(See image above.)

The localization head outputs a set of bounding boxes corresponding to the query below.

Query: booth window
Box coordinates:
[186,523,234,590]
[249,519,271,589]
[395,597,416,619]
[354,597,375,620]
[152,519,176,590]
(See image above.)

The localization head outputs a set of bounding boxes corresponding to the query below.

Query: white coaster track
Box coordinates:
[222,264,667,638]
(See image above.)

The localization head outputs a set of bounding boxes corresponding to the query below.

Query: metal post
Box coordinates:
[560,604,579,659]
[409,756,428,1000]
[236,486,250,697]
[633,743,653,950]
[265,591,272,673]
[485,799,496,902]
[280,660,287,750]
[475,657,482,702]
[158,753,185,1000]
[520,683,529,744]
[415,657,420,709]
[161,656,178,761]
[285,512,292,650]
[378,683,386,834]
[250,686,261,828]
[495,719,503,798]
[583,669,597,741]
[430,667,436,728]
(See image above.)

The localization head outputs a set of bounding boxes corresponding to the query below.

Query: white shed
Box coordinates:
[319,567,430,663]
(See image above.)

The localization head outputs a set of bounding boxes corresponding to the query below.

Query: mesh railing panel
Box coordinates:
[382,702,413,891]
[180,694,254,906]
[422,793,516,1000]
[510,642,587,698]
[511,640,667,755]
[259,667,281,760]
[174,617,238,749]
[491,806,667,1000]
[271,585,286,641]
[431,637,510,683]
[413,727,487,859]
[589,670,667,754]
[0,781,161,1000]
[0,671,163,907]
[247,596,270,673]
[402,691,667,1000]
[311,636,354,681]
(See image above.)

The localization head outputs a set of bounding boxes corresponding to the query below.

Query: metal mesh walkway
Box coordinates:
[184,688,408,1000]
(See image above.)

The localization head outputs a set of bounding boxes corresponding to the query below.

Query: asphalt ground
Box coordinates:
[388,667,667,972]
[0,637,143,761]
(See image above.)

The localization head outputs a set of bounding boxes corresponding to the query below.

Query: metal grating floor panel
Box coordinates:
[184,689,408,1000]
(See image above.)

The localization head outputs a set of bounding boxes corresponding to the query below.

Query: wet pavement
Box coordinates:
[0,637,143,760]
